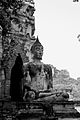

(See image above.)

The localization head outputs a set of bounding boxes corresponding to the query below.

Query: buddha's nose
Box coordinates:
[39,52,43,55]
[39,52,42,55]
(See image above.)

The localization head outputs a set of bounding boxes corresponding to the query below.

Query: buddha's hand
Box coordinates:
[28,91,36,100]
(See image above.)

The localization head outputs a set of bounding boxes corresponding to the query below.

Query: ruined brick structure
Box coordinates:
[0,0,36,98]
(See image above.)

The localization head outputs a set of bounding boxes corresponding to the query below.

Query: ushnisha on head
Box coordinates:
[31,36,43,60]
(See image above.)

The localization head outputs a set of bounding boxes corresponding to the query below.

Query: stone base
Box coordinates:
[41,116,58,120]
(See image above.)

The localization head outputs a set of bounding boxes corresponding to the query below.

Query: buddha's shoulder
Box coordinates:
[23,62,52,70]
[44,64,52,70]
[23,62,36,69]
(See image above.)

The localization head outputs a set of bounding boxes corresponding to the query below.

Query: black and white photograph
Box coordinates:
[0,0,80,120]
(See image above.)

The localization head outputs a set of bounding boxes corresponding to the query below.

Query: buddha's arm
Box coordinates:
[23,64,29,76]
[47,65,53,90]
[23,64,32,86]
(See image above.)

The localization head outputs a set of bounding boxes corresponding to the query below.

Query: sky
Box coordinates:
[34,0,80,79]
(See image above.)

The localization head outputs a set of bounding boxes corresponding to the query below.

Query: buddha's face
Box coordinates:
[33,45,43,60]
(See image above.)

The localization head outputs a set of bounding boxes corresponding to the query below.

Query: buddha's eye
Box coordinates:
[36,48,39,51]
[35,46,43,52]
[35,48,40,51]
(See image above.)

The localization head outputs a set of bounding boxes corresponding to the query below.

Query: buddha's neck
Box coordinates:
[33,59,42,64]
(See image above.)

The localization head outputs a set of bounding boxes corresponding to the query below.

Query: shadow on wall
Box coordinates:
[10,53,24,101]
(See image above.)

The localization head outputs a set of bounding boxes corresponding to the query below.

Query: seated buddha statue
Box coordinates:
[23,37,54,102]
[23,37,69,103]
[22,37,69,116]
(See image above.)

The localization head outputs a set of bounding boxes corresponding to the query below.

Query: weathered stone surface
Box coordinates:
[0,0,35,97]
[52,66,80,100]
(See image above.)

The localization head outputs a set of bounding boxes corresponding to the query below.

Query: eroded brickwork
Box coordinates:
[0,0,36,98]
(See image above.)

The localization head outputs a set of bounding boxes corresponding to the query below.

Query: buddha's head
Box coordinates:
[31,37,43,60]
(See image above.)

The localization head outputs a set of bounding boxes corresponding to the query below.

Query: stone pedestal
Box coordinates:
[41,116,58,120]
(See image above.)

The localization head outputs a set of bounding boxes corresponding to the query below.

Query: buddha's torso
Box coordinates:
[24,62,52,92]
